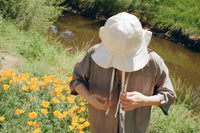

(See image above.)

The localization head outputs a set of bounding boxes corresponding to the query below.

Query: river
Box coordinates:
[51,13,200,89]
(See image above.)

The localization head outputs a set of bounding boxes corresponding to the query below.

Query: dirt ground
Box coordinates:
[0,52,18,71]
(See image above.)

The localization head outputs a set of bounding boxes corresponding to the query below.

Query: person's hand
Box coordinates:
[120,91,147,111]
[86,94,112,110]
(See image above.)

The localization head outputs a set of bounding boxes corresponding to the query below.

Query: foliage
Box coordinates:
[64,0,200,35]
[149,104,200,133]
[0,70,90,133]
[0,20,85,78]
[152,0,200,35]
[172,78,200,114]
[66,0,132,18]
[0,0,65,32]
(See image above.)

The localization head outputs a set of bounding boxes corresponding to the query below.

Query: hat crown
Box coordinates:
[100,12,143,57]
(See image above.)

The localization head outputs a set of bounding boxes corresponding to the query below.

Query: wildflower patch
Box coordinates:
[0,70,90,133]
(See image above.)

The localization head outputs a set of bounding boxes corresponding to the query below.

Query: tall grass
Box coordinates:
[0,0,64,32]
[149,76,200,132]
[0,20,85,79]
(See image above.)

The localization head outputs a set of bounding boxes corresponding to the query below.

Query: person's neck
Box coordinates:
[117,70,128,83]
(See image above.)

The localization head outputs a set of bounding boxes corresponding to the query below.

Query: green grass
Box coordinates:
[0,20,85,79]
[149,104,200,133]
[0,20,199,132]
[65,0,200,35]
[152,0,200,35]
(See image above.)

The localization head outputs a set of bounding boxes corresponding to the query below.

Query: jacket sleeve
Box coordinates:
[69,50,91,95]
[153,55,176,115]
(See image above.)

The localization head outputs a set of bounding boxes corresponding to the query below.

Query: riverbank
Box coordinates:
[0,20,200,132]
[64,0,200,51]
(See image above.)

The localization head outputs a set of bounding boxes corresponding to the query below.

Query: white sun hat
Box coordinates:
[91,12,152,72]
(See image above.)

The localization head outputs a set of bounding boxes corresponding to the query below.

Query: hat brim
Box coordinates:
[91,30,152,72]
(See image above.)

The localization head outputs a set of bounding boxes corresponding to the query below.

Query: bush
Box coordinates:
[0,0,64,32]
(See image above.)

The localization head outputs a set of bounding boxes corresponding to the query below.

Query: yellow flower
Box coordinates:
[79,131,84,133]
[41,101,50,108]
[69,125,75,130]
[1,70,15,77]
[80,107,86,111]
[52,97,60,104]
[50,91,56,95]
[55,85,63,93]
[68,108,74,116]
[58,113,66,119]
[3,84,9,90]
[41,109,48,115]
[8,70,15,77]
[67,97,75,103]
[63,111,68,116]
[9,80,14,84]
[67,76,73,82]
[14,76,23,82]
[84,121,90,127]
[69,112,74,116]
[53,110,61,117]
[22,86,29,91]
[22,73,30,80]
[32,128,41,133]
[80,102,85,106]
[0,116,5,121]
[28,121,33,126]
[77,110,82,114]
[38,81,46,86]
[1,70,8,76]
[77,124,84,130]
[61,96,65,101]
[34,122,40,127]
[72,115,79,122]
[72,122,78,127]
[31,77,38,85]
[29,112,38,119]
[15,109,24,115]
[0,76,7,82]
[56,92,63,97]
[79,118,85,123]
[72,105,79,111]
[31,85,39,91]
[64,85,70,90]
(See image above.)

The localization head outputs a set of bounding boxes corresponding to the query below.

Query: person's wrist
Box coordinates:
[85,93,92,103]
[142,95,150,106]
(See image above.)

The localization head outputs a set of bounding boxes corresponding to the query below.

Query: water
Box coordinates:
[52,13,200,89]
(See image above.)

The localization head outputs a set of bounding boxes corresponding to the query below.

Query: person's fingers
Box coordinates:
[95,100,107,110]
[125,91,137,97]
[93,95,113,110]
[95,95,107,102]
[104,99,112,108]
[120,95,133,103]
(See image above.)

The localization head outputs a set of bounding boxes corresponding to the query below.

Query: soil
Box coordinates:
[0,52,18,71]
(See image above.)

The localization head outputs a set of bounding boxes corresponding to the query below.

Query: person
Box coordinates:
[70,12,176,133]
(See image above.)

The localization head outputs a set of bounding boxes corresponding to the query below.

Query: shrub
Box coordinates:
[0,0,64,32]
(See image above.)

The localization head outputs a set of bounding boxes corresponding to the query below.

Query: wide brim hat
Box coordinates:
[91,12,152,72]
